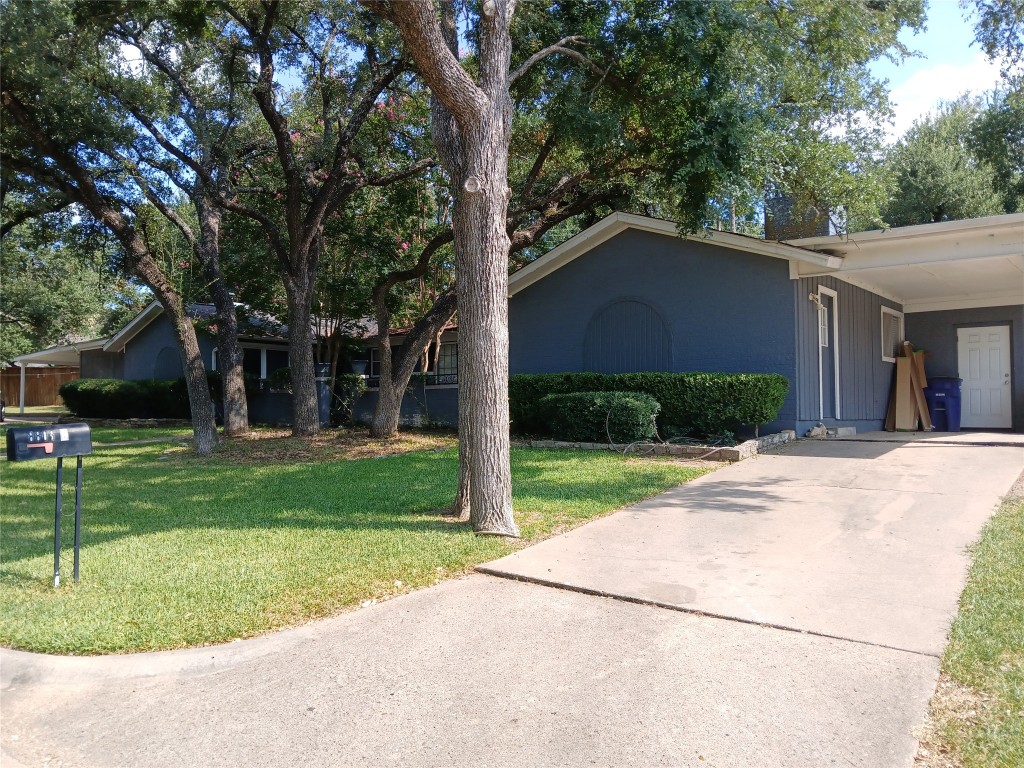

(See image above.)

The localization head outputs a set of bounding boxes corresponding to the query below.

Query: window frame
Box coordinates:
[880,306,905,363]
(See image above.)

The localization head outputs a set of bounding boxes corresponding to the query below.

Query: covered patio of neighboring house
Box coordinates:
[351,322,460,428]
[790,212,1024,432]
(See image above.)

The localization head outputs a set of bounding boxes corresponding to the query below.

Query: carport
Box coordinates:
[790,213,1024,431]
[8,339,105,414]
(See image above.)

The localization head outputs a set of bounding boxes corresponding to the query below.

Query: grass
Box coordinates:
[0,433,708,654]
[919,496,1024,767]
[6,405,68,415]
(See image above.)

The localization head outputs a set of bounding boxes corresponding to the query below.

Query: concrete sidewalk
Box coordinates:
[3,437,1022,767]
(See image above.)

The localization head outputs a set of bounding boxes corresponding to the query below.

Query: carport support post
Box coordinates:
[18,362,25,415]
[73,455,83,583]
[53,457,64,588]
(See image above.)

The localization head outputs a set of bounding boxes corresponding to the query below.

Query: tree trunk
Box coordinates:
[288,288,320,437]
[456,9,517,536]
[196,198,248,437]
[385,0,518,536]
[131,256,218,457]
[167,303,219,457]
[452,347,471,521]
[369,324,400,438]
[452,163,516,535]
[370,290,458,439]
[209,278,248,437]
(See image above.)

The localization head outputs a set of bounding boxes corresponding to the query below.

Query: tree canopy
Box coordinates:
[881,96,1007,226]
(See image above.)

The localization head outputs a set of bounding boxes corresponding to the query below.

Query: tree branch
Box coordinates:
[373,0,488,129]
[510,36,606,82]
[366,157,436,187]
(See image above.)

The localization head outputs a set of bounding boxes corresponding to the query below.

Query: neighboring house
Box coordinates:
[351,323,460,428]
[506,211,1022,435]
[81,302,291,383]
[10,302,293,421]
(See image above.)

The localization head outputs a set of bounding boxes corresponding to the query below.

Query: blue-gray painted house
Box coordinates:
[78,302,295,423]
[506,211,1023,435]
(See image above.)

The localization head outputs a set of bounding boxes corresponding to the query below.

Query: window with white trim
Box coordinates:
[881,307,904,362]
[436,342,457,376]
[819,306,829,347]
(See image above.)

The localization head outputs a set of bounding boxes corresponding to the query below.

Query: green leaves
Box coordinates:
[882,96,1007,226]
[539,391,660,443]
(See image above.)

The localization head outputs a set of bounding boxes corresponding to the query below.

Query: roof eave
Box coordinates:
[507,211,836,297]
[102,301,164,352]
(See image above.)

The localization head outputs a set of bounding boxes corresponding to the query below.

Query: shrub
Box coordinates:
[540,391,660,443]
[331,373,368,426]
[60,378,190,419]
[510,372,789,438]
[267,366,292,392]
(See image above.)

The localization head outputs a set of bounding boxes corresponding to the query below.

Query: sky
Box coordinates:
[871,0,1007,141]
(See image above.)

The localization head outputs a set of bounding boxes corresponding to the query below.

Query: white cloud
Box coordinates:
[885,52,1005,141]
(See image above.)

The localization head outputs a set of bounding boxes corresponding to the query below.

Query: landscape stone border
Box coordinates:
[527,430,797,462]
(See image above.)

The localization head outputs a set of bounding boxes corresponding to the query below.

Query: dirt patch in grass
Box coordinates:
[914,674,992,767]
[168,426,456,466]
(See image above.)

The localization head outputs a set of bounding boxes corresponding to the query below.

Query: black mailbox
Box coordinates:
[6,424,92,587]
[7,424,92,462]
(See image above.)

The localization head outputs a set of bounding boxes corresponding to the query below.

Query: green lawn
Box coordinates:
[929,496,1024,767]
[0,440,707,654]
[6,405,68,416]
[89,425,195,444]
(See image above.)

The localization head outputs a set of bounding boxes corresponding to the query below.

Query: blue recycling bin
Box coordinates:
[924,377,963,432]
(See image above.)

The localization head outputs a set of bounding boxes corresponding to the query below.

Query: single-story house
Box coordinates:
[351,324,460,428]
[18,211,1020,434]
[507,211,1022,435]
[81,301,292,383]
[12,303,294,421]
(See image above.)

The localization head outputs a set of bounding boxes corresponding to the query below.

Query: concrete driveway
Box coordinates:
[481,433,1024,656]
[3,434,1022,767]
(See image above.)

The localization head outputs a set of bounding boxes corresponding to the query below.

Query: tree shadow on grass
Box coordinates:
[0,447,704,565]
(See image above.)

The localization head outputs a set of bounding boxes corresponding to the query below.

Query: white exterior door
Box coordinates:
[957,326,1013,429]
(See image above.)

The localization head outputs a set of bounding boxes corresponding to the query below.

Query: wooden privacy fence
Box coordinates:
[1,366,80,407]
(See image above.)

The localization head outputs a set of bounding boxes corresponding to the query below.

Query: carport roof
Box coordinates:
[787,213,1024,312]
[11,338,107,367]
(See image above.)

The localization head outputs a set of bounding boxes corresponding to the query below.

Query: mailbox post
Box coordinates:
[6,424,92,587]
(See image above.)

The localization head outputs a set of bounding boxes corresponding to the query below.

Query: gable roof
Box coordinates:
[102,301,291,353]
[102,301,165,352]
[507,211,842,297]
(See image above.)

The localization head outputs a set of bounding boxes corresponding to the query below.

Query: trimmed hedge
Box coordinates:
[540,391,660,443]
[510,372,789,438]
[60,378,190,419]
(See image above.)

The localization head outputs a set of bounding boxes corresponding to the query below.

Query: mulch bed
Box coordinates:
[168,426,456,466]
